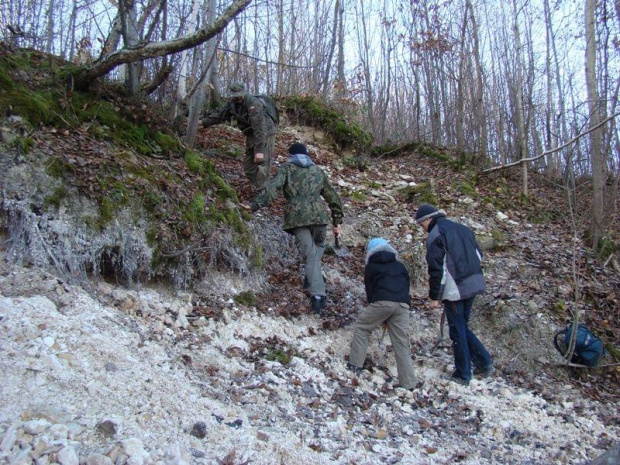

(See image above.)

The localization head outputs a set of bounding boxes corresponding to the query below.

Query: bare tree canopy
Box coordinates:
[72,0,251,89]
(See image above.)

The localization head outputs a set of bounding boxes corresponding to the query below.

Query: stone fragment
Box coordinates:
[190,422,207,439]
[57,446,79,465]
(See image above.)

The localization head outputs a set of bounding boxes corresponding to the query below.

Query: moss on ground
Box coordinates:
[281,96,373,151]
[0,44,264,287]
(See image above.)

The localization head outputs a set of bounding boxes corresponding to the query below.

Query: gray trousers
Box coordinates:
[349,300,418,388]
[293,226,326,297]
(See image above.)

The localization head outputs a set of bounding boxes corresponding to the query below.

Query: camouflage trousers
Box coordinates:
[349,300,418,388]
[244,127,276,189]
[293,225,326,297]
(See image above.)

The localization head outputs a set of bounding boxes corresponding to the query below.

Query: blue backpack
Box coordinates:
[553,324,603,367]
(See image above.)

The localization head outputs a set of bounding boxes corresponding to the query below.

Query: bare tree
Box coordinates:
[511,0,529,196]
[72,0,251,91]
[185,0,218,147]
[585,0,606,250]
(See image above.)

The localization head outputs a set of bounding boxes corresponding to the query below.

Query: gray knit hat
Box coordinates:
[415,204,440,224]
[229,82,246,97]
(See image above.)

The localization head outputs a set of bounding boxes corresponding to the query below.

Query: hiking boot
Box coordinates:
[474,364,495,378]
[346,362,363,374]
[445,372,470,387]
[310,295,326,315]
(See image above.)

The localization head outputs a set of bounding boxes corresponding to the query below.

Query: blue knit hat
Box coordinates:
[367,238,388,252]
[365,237,396,264]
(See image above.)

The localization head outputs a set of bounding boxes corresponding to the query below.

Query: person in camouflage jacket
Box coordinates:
[201,82,277,189]
[241,142,343,315]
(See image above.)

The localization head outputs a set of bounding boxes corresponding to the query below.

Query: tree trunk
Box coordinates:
[335,0,346,100]
[467,0,487,160]
[276,0,284,95]
[45,0,55,54]
[176,0,201,103]
[356,1,376,136]
[455,5,469,154]
[321,0,340,100]
[585,0,605,250]
[119,0,141,95]
[186,0,218,147]
[512,0,528,196]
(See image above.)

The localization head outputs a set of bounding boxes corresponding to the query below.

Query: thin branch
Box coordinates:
[481,112,620,175]
[216,47,314,69]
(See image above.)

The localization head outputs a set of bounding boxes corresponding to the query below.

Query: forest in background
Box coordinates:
[1,0,619,251]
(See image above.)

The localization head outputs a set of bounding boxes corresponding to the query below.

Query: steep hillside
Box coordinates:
[1,46,619,464]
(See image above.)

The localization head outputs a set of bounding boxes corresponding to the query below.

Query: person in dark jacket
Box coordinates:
[416,204,494,386]
[347,238,418,390]
[241,142,343,315]
[202,82,278,189]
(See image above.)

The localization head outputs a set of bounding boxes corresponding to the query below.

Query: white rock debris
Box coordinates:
[0,258,617,465]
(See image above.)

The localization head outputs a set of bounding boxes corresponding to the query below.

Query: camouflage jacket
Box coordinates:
[202,94,276,152]
[250,154,343,232]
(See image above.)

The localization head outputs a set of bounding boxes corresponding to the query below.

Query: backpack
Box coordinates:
[553,323,603,367]
[256,94,280,125]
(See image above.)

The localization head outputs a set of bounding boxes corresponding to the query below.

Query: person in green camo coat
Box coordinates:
[201,82,278,189]
[241,142,343,315]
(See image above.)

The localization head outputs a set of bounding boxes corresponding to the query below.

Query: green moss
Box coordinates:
[281,96,373,150]
[348,191,367,201]
[0,66,14,91]
[265,348,292,364]
[206,204,245,233]
[342,156,368,171]
[0,90,56,126]
[11,136,35,154]
[185,151,205,174]
[142,192,163,213]
[249,244,263,268]
[109,182,130,205]
[234,291,257,307]
[183,194,206,223]
[455,180,477,197]
[204,160,238,201]
[362,180,382,189]
[395,181,437,205]
[485,229,509,251]
[46,158,75,179]
[43,185,68,210]
[98,197,115,229]
[370,141,423,158]
[553,300,566,315]
[595,237,618,260]
[146,225,158,246]
[605,342,620,362]
[154,131,182,154]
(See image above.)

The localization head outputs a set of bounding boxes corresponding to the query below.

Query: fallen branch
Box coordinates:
[481,112,620,175]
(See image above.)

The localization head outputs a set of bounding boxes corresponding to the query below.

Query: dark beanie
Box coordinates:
[288,142,308,155]
[415,204,439,224]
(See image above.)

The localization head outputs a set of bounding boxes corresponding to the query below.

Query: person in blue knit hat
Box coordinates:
[346,237,418,390]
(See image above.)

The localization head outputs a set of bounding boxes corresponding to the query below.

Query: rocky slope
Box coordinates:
[1,121,619,465]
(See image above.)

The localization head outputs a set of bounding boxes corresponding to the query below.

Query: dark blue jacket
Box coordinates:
[425,216,486,301]
[364,246,411,305]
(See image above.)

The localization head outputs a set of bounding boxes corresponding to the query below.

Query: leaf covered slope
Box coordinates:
[1,45,619,465]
